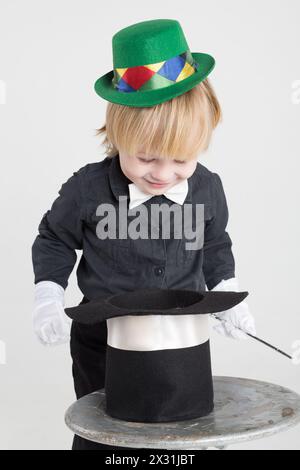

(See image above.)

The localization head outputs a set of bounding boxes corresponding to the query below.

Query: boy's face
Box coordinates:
[119,151,198,195]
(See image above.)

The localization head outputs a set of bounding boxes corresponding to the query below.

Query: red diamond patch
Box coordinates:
[122,66,155,90]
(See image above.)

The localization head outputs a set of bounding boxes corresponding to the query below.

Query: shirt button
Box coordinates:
[154,266,165,276]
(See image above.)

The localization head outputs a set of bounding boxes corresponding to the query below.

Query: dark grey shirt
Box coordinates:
[31,154,235,300]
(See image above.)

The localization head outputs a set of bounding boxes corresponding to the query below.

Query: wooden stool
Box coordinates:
[65,376,300,450]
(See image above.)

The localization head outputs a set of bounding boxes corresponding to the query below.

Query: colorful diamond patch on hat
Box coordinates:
[112,50,199,93]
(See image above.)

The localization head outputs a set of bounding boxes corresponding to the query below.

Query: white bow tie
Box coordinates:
[128,179,189,210]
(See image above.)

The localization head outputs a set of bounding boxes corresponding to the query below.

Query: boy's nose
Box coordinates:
[149,170,174,183]
[148,160,177,183]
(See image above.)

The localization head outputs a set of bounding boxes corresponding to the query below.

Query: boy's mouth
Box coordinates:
[144,178,173,188]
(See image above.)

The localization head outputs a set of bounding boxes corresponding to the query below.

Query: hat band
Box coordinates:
[112,50,199,93]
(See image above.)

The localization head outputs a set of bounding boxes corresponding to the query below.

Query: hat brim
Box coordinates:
[94,52,215,107]
[65,288,248,325]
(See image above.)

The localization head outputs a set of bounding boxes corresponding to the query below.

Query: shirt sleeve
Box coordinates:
[31,169,86,290]
[202,172,235,290]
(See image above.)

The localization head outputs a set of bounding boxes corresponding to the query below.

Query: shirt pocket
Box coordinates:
[106,238,137,274]
[98,229,137,274]
[177,202,212,266]
[88,210,137,274]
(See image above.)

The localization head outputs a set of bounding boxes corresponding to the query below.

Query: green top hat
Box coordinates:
[94,19,215,107]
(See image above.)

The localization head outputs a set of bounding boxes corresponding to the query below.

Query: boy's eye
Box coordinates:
[138,157,186,164]
[138,157,154,163]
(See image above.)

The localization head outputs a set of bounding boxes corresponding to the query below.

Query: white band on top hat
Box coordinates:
[107,313,210,351]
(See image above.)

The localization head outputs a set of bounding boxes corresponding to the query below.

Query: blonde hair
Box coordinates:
[95,78,222,161]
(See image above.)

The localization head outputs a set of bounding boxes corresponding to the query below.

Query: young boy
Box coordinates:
[31,19,256,450]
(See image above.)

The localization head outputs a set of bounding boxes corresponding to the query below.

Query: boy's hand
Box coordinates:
[213,300,256,339]
[210,278,256,340]
[33,281,71,346]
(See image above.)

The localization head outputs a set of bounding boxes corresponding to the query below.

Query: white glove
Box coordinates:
[33,281,71,346]
[211,278,256,340]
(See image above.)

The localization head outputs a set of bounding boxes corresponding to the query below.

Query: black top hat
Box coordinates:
[65,288,248,324]
[66,288,248,423]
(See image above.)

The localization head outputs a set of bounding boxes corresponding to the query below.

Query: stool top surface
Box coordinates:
[65,376,300,449]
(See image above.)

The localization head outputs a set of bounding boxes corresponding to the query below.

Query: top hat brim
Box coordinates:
[94,52,215,108]
[65,288,248,325]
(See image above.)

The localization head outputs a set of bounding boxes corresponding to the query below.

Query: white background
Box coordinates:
[0,0,299,450]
